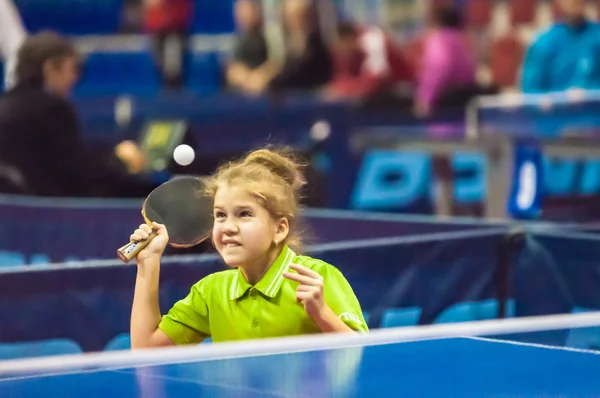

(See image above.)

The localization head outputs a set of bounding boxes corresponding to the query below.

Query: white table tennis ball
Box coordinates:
[310,120,331,141]
[173,144,195,166]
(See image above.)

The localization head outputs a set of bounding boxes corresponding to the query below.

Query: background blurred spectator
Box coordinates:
[0,0,27,90]
[521,0,600,94]
[143,0,194,90]
[0,32,150,197]
[266,0,333,93]
[415,2,478,117]
[324,21,415,104]
[226,0,273,94]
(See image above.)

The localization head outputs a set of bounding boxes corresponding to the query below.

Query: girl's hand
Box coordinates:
[283,263,328,320]
[129,222,169,265]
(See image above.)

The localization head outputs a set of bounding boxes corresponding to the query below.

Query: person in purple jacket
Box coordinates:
[414,3,478,118]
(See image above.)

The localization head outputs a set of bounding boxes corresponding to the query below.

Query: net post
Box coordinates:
[465,96,481,141]
[431,155,454,217]
[495,228,526,318]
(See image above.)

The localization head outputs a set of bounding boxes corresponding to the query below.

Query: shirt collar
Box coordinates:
[229,245,296,300]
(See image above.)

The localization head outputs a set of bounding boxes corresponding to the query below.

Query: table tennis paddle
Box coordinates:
[117,176,213,263]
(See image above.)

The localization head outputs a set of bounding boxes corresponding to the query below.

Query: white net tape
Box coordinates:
[1,311,599,376]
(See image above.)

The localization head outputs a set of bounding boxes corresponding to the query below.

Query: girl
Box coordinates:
[129,148,367,348]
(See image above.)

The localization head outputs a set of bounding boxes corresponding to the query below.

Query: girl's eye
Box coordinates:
[240,211,252,217]
[215,212,226,219]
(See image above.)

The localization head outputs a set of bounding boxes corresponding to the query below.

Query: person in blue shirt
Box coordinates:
[521,0,600,93]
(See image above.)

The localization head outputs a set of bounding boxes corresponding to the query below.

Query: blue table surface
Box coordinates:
[1,337,599,397]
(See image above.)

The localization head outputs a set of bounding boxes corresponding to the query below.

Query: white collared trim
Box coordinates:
[229,248,296,300]
[229,271,239,300]
[265,248,295,297]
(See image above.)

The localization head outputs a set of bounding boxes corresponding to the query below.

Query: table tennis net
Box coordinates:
[467,90,600,140]
[0,311,599,377]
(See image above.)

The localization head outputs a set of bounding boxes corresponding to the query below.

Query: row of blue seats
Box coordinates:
[0,50,224,96]
[0,300,516,360]
[14,0,235,35]
[76,50,224,96]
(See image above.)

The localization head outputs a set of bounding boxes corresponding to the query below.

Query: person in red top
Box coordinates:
[324,21,415,102]
[143,0,194,89]
[143,0,193,32]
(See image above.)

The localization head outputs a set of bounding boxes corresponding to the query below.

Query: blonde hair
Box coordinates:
[205,148,307,251]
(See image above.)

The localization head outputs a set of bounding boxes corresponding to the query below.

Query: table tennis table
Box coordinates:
[1,336,598,397]
[350,91,600,220]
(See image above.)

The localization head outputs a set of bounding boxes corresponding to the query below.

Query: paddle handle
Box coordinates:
[117,231,158,263]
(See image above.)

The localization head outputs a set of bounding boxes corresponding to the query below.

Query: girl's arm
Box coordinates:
[129,223,175,349]
[313,306,356,333]
[284,263,362,334]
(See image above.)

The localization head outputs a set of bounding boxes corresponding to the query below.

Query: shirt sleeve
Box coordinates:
[231,35,249,63]
[579,27,600,90]
[44,99,95,196]
[230,33,268,70]
[321,264,369,333]
[521,31,553,94]
[45,99,136,197]
[0,0,27,90]
[159,277,211,345]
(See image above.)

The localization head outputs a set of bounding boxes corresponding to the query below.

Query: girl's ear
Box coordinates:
[273,217,290,245]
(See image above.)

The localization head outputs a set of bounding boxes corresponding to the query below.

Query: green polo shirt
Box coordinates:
[158,245,368,344]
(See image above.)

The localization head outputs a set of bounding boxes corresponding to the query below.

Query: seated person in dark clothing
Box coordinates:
[226,0,275,94]
[0,31,149,197]
[267,0,332,92]
[238,0,332,94]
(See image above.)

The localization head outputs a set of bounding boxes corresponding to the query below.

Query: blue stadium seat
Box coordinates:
[0,339,82,360]
[566,307,600,349]
[434,299,516,324]
[191,0,235,34]
[186,51,224,95]
[76,51,161,96]
[104,333,131,351]
[0,251,27,267]
[104,334,213,350]
[14,0,123,35]
[381,307,422,328]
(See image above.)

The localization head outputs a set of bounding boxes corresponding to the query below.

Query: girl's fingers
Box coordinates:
[296,291,313,303]
[283,272,320,286]
[288,263,322,279]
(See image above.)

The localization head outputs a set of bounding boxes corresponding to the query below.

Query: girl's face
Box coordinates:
[212,184,288,269]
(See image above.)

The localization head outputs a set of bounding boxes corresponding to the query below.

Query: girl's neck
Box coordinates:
[240,246,282,285]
